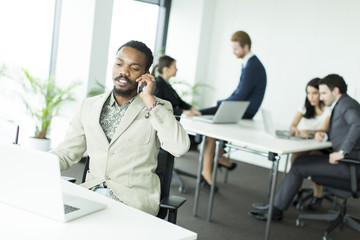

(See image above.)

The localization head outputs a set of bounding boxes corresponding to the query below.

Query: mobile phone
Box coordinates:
[137,82,147,93]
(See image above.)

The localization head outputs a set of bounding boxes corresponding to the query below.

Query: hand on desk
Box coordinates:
[289,126,299,136]
[183,108,202,117]
[297,130,313,139]
[289,127,312,139]
[315,132,326,142]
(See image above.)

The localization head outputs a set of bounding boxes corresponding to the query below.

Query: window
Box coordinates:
[0,0,171,146]
[105,0,159,90]
[0,0,56,140]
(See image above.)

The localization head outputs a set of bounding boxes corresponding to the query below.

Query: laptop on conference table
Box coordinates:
[0,143,106,222]
[193,101,250,124]
[261,108,307,140]
[0,119,19,144]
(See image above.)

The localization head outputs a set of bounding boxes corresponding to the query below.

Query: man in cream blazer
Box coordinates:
[51,41,190,216]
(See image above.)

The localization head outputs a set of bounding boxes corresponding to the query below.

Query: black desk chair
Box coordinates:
[172,134,201,193]
[81,149,186,224]
[296,158,360,240]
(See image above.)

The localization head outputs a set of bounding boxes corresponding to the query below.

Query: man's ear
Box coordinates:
[333,87,340,95]
[244,44,250,53]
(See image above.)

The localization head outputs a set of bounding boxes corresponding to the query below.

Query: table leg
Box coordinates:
[284,153,290,176]
[193,135,206,216]
[207,140,223,221]
[223,144,231,183]
[265,152,280,240]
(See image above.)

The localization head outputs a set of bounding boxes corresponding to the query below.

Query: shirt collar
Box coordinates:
[242,51,254,67]
[331,99,339,110]
[109,91,136,107]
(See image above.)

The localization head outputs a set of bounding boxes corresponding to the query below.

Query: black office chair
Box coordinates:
[172,134,201,193]
[293,183,336,210]
[80,148,186,224]
[296,158,360,240]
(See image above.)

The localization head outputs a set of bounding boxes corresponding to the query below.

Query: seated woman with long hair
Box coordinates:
[153,55,236,191]
[289,77,331,210]
[152,55,201,117]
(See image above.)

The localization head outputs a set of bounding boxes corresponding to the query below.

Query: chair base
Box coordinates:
[296,210,360,239]
[295,187,337,210]
[172,168,197,193]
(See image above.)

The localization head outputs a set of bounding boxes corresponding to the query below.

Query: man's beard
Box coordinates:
[113,76,137,97]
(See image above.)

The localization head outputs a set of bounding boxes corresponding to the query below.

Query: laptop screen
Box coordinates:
[0,119,19,144]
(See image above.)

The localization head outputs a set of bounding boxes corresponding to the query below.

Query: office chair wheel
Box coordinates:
[296,219,304,227]
[296,202,305,210]
[337,223,344,232]
[178,186,186,193]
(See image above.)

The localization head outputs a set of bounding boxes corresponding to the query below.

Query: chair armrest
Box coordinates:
[339,158,360,165]
[160,195,186,210]
[339,158,360,198]
[61,176,76,183]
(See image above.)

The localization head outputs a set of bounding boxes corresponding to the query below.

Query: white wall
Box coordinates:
[167,0,360,170]
[165,0,207,102]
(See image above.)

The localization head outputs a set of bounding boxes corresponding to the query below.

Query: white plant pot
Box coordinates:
[25,137,51,152]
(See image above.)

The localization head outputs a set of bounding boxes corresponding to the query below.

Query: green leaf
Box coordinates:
[10,69,82,139]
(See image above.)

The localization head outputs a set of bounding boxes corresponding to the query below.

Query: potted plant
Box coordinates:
[169,79,213,107]
[14,69,81,150]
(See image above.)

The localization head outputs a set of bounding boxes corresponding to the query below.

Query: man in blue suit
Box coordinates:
[199,31,267,188]
[200,30,267,119]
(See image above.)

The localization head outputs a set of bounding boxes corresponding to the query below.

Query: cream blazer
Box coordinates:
[51,91,190,215]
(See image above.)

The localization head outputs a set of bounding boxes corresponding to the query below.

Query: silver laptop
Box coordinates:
[0,143,106,222]
[194,101,250,124]
[0,119,19,144]
[261,109,306,140]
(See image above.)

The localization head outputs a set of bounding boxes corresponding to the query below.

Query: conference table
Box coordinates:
[0,179,197,240]
[180,117,332,240]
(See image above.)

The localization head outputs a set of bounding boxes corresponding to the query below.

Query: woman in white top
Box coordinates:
[289,78,331,210]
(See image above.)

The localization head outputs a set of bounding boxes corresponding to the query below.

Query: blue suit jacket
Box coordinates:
[217,55,267,119]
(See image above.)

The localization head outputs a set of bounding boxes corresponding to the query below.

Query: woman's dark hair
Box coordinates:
[151,55,175,76]
[303,78,322,119]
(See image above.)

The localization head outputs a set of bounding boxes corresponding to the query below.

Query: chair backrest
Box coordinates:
[155,148,175,219]
[81,148,175,219]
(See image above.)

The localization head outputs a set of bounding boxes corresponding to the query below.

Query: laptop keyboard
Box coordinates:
[64,204,79,214]
[201,115,214,120]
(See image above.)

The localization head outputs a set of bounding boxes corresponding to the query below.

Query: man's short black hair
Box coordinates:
[117,40,154,73]
[319,74,347,94]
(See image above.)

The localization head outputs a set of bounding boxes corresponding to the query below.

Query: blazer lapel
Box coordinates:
[329,95,345,138]
[109,95,144,145]
[91,91,113,146]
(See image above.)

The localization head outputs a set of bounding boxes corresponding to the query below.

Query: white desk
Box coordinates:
[0,180,197,240]
[180,118,331,240]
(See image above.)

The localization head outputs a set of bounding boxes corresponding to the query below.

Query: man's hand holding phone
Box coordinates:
[136,73,157,109]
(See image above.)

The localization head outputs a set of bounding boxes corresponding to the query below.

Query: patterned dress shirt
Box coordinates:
[92,92,135,201]
[99,92,135,142]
